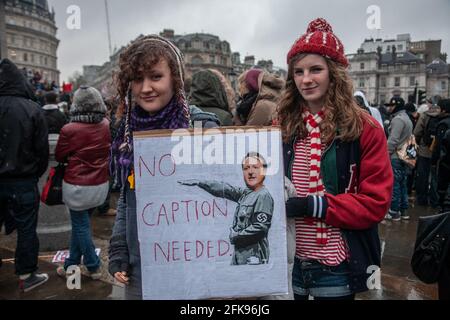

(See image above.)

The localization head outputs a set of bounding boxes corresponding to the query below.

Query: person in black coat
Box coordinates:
[42,91,68,134]
[0,59,50,292]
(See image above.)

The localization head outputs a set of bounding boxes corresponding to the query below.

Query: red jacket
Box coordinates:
[283,115,393,293]
[55,119,111,186]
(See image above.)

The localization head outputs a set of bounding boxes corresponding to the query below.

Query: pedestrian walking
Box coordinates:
[0,59,50,292]
[385,97,414,221]
[414,102,441,207]
[55,86,111,280]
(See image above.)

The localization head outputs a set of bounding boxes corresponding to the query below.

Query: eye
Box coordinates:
[294,69,303,76]
[151,74,162,81]
[311,67,323,73]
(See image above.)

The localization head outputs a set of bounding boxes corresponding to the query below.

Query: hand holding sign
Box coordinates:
[114,271,130,285]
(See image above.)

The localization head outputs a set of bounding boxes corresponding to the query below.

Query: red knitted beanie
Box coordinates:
[287,18,348,67]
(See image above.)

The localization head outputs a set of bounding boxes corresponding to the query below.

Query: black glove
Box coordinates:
[285,196,328,219]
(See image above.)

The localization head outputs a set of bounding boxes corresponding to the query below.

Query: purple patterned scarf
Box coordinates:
[110,97,189,189]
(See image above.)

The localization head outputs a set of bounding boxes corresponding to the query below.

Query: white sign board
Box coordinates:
[133,127,288,300]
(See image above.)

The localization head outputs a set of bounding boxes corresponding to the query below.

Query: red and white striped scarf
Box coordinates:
[302,109,328,245]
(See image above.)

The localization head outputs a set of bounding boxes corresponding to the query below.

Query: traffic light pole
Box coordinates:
[415,82,419,106]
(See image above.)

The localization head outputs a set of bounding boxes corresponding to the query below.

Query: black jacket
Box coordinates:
[0,59,49,180]
[42,105,68,134]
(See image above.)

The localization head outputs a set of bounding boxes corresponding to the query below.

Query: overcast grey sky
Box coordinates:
[47,0,450,82]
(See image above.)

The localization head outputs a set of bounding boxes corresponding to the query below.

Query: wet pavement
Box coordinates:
[358,201,438,300]
[0,193,440,300]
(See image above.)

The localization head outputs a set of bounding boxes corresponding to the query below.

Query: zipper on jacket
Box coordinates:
[287,136,297,179]
[322,136,337,161]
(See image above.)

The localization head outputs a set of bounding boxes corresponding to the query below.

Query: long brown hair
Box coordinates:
[114,37,185,120]
[277,53,370,144]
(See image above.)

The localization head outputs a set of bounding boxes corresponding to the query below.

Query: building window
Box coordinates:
[23,53,28,62]
[192,41,202,50]
[380,94,386,104]
[31,54,35,63]
[210,55,215,64]
[381,77,386,87]
[40,56,43,65]
[360,63,365,70]
[191,56,203,65]
[398,45,403,51]
[443,81,447,90]
[44,57,48,66]
[9,50,17,60]
[409,77,415,87]
[395,77,401,87]
[359,78,365,87]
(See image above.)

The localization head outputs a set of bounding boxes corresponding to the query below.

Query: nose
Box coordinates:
[302,71,313,85]
[141,77,154,94]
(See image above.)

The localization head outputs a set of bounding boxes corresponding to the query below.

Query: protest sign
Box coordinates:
[133,127,288,300]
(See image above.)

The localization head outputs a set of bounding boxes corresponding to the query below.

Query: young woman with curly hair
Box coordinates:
[108,35,190,300]
[279,18,393,300]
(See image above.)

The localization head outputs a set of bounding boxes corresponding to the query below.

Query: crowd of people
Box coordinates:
[1,17,450,300]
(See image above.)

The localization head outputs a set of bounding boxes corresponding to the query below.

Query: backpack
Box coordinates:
[423,115,441,147]
[411,211,450,284]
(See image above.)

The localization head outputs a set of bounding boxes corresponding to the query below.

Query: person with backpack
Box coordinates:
[431,99,450,214]
[413,103,442,207]
[385,97,414,221]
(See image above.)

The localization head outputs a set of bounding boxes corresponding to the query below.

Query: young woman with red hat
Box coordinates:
[278,18,393,300]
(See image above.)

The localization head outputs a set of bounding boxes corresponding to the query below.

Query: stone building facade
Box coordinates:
[348,35,448,105]
[2,0,59,83]
[82,29,286,96]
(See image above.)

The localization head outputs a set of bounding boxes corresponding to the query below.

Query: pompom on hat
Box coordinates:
[287,18,348,67]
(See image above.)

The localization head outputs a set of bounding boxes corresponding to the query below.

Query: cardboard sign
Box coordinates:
[133,127,288,300]
[52,249,101,263]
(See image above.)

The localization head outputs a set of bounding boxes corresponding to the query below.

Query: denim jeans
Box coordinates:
[64,208,100,272]
[390,159,409,212]
[0,180,40,275]
[292,258,353,299]
[415,156,439,206]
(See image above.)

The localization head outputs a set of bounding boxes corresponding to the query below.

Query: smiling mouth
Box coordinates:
[142,96,158,101]
[302,87,318,92]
